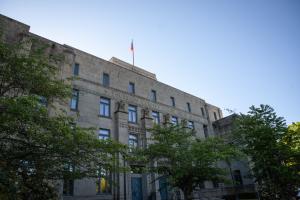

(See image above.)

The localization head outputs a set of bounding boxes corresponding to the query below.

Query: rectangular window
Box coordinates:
[203,125,208,138]
[214,112,218,120]
[152,111,160,124]
[233,170,243,186]
[171,116,178,125]
[188,121,194,129]
[103,73,110,87]
[100,97,110,117]
[96,167,111,194]
[187,102,191,112]
[99,129,110,140]
[170,97,175,107]
[128,134,138,149]
[70,89,79,110]
[73,63,79,76]
[201,107,205,116]
[218,109,221,119]
[63,163,74,196]
[150,90,157,102]
[128,105,137,123]
[128,82,135,94]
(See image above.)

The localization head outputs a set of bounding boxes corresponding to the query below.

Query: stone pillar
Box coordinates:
[141,108,154,200]
[114,101,129,200]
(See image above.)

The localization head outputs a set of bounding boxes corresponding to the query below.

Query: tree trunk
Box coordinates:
[182,187,193,200]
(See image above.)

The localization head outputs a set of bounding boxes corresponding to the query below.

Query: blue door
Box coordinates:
[131,177,143,200]
[159,177,168,200]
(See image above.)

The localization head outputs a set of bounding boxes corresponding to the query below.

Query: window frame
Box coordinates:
[201,107,205,117]
[152,111,160,124]
[150,90,157,102]
[73,63,79,76]
[128,105,137,123]
[103,73,110,87]
[128,82,135,94]
[171,116,178,125]
[128,133,138,149]
[170,97,175,107]
[214,112,218,120]
[70,89,79,111]
[99,128,110,140]
[99,97,111,117]
[187,102,191,112]
[188,121,194,129]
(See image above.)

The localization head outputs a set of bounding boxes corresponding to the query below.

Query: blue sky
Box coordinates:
[1,0,299,124]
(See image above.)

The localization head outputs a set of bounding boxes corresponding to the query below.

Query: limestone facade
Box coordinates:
[0,14,256,200]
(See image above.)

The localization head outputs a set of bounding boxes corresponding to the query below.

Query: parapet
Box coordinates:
[109,57,157,80]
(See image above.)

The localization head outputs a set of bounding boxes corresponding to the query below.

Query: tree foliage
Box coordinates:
[0,39,126,199]
[139,125,239,200]
[232,104,300,200]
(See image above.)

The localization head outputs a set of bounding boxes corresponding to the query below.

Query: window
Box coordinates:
[128,134,138,149]
[99,129,110,140]
[100,97,110,117]
[214,112,218,120]
[96,167,111,194]
[218,109,221,119]
[188,121,194,129]
[150,90,156,102]
[171,116,178,125]
[201,107,205,116]
[73,63,79,76]
[38,96,47,107]
[187,102,191,112]
[70,89,79,110]
[233,170,243,186]
[152,111,160,124]
[170,97,175,107]
[63,164,74,196]
[203,125,208,138]
[128,105,137,123]
[128,82,135,94]
[103,73,110,87]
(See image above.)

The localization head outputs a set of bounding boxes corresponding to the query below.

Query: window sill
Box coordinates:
[98,115,112,119]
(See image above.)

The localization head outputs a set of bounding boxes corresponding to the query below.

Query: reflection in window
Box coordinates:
[70,89,79,110]
[188,121,194,129]
[128,105,137,123]
[171,116,178,125]
[152,111,160,124]
[100,97,110,117]
[99,129,110,140]
[128,134,138,149]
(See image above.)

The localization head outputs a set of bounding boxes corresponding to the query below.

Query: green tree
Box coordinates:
[232,104,300,200]
[0,39,126,199]
[139,125,239,200]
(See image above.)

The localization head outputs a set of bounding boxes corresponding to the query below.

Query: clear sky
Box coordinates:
[1,0,299,124]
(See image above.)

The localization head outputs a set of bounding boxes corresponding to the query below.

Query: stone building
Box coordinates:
[0,14,257,200]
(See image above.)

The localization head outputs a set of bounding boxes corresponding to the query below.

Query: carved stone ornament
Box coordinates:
[117,100,125,112]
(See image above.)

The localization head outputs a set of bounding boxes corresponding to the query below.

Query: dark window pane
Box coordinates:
[214,112,218,120]
[201,107,205,116]
[128,82,135,94]
[203,125,208,138]
[73,63,79,76]
[70,89,79,110]
[187,102,191,112]
[103,73,109,87]
[170,97,175,107]
[150,90,156,102]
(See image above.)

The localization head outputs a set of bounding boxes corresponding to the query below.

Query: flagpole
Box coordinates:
[131,39,135,67]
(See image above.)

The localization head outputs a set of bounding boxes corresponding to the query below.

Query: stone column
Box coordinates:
[114,101,129,200]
